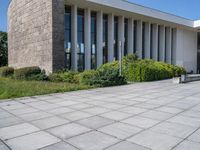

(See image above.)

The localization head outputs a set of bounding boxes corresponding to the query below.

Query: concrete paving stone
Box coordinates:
[2,104,27,111]
[100,102,127,110]
[168,115,200,128]
[128,130,182,150]
[27,101,50,107]
[8,107,39,115]
[31,103,60,111]
[100,111,132,121]
[118,106,147,115]
[0,117,23,128]
[0,141,10,150]
[67,131,119,150]
[56,100,81,106]
[114,100,139,106]
[155,106,183,114]
[122,116,160,129]
[46,107,75,115]
[140,110,174,121]
[0,111,14,119]
[60,111,92,121]
[6,131,60,150]
[18,98,39,104]
[99,122,142,139]
[47,123,91,139]
[173,140,200,150]
[19,111,53,121]
[134,103,160,109]
[105,141,150,150]
[167,101,195,110]
[69,103,93,110]
[40,142,78,150]
[187,129,200,143]
[0,123,40,140]
[31,116,69,130]
[0,101,20,107]
[82,107,110,115]
[150,121,196,139]
[77,116,114,129]
[180,110,200,119]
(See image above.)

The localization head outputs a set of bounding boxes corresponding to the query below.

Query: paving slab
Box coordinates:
[127,130,182,150]
[47,123,91,139]
[173,140,200,150]
[6,131,60,150]
[40,142,78,150]
[67,131,119,150]
[0,123,40,140]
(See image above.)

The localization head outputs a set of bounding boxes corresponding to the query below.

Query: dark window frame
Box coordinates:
[91,12,97,69]
[103,14,108,63]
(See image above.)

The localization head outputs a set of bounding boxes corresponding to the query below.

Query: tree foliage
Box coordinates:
[0,31,8,67]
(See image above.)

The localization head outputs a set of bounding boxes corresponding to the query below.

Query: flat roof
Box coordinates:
[87,0,199,28]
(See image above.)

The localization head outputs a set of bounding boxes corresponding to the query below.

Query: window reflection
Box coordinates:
[103,14,108,63]
[124,18,128,56]
[64,6,71,70]
[77,9,85,71]
[91,12,97,69]
[114,16,119,60]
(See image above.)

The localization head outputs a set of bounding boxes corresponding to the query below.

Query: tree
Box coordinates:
[0,31,8,67]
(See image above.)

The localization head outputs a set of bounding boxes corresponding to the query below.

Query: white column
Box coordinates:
[96,10,103,67]
[159,25,165,62]
[118,16,125,56]
[144,22,151,59]
[152,24,158,61]
[166,27,172,64]
[128,18,134,54]
[108,13,114,62]
[136,20,142,58]
[84,8,91,70]
[71,5,77,71]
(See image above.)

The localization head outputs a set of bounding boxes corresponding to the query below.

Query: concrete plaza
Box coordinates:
[0,80,200,150]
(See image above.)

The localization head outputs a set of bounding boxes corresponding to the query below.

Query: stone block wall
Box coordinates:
[8,0,65,73]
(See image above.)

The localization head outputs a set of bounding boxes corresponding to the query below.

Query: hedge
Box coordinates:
[14,66,47,81]
[0,66,14,77]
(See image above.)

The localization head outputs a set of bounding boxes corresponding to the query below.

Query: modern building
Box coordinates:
[8,0,200,73]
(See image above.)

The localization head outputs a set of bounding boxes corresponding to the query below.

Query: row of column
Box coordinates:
[70,5,175,71]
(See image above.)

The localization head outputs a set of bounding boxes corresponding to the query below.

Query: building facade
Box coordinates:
[8,0,200,73]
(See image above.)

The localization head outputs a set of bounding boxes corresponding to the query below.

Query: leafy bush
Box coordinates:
[78,70,98,85]
[79,67,127,87]
[0,66,14,77]
[14,66,47,81]
[49,71,79,83]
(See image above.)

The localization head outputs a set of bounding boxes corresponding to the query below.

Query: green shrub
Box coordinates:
[49,71,79,83]
[78,70,98,85]
[0,66,14,77]
[14,66,47,81]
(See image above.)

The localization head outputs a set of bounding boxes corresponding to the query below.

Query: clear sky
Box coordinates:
[0,0,199,32]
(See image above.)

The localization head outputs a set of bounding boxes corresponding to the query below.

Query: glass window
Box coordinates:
[91,12,97,69]
[114,16,119,60]
[64,6,71,70]
[124,18,128,56]
[142,22,145,59]
[77,9,85,71]
[150,24,153,59]
[158,25,161,61]
[198,32,200,50]
[134,20,137,54]
[103,14,108,63]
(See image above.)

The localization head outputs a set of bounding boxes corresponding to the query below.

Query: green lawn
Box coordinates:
[0,78,93,100]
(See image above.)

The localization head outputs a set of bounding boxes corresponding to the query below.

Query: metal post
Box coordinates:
[119,41,122,76]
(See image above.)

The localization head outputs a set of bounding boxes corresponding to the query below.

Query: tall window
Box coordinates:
[91,12,97,69]
[64,6,71,69]
[158,25,161,61]
[124,18,128,56]
[103,14,108,63]
[77,9,85,71]
[164,27,167,62]
[198,32,200,50]
[142,22,145,59]
[134,20,137,54]
[150,24,153,59]
[114,16,119,60]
